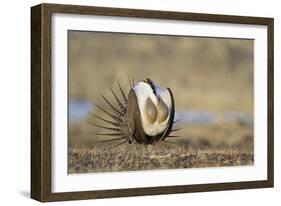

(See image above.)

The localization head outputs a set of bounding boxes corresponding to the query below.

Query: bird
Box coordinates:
[89,78,180,147]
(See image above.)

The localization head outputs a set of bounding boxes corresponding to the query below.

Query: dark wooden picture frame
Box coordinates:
[31,3,274,202]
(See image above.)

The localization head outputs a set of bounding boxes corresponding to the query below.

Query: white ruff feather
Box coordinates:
[133,81,172,136]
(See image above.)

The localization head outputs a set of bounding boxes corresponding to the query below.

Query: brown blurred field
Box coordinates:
[68,31,254,174]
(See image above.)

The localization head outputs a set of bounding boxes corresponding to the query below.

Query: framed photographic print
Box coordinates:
[31,3,274,202]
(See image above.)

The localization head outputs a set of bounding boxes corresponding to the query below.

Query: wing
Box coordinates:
[159,88,175,141]
[126,88,149,144]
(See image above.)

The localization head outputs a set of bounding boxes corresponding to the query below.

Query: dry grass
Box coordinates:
[68,142,253,174]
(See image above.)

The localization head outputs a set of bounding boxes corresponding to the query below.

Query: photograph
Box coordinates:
[31,3,274,201]
[68,31,254,174]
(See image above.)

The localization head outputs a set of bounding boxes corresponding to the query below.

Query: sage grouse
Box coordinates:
[90,78,180,147]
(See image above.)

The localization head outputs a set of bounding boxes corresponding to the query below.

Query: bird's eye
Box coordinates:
[144,97,157,124]
[158,97,169,123]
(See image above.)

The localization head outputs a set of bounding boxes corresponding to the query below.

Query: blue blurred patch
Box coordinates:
[224,112,252,126]
[175,110,215,124]
[69,100,94,123]
[68,100,252,125]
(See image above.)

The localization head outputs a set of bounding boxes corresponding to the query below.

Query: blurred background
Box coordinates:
[68,31,254,173]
